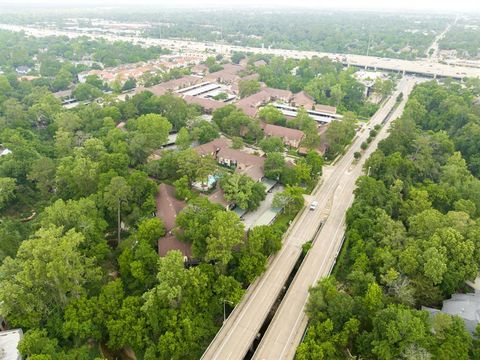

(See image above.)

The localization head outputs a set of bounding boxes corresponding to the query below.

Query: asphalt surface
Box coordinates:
[201,77,420,360]
[252,77,419,360]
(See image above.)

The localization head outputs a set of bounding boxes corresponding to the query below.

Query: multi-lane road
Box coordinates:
[1,24,480,79]
[202,77,419,360]
[252,77,419,360]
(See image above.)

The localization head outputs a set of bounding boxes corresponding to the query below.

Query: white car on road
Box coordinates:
[309,201,318,211]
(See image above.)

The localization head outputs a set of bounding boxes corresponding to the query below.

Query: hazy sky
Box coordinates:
[1,0,479,12]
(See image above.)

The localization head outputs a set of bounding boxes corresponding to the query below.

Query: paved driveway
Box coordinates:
[242,184,284,229]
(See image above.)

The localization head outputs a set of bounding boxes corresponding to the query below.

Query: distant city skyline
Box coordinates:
[0,0,479,12]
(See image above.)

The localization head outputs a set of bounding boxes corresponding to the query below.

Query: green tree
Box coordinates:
[85,75,104,89]
[28,157,56,197]
[370,305,430,360]
[258,105,286,126]
[40,197,109,260]
[273,186,305,215]
[103,176,132,244]
[0,219,25,263]
[191,119,220,144]
[17,329,59,359]
[206,211,245,270]
[231,136,244,149]
[121,77,137,92]
[430,313,471,360]
[248,225,282,256]
[259,136,285,153]
[0,177,16,210]
[294,159,312,185]
[52,69,73,91]
[0,226,101,329]
[231,52,246,64]
[305,150,323,178]
[128,113,172,163]
[73,83,102,101]
[264,152,285,180]
[373,78,395,98]
[176,197,222,258]
[173,176,192,200]
[176,148,216,185]
[220,173,266,210]
[324,116,356,159]
[175,127,191,150]
[238,79,261,98]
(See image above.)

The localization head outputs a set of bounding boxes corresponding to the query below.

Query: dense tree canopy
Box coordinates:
[297,80,480,358]
[220,173,266,210]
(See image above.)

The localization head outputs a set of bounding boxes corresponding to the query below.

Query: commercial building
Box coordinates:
[0,328,23,360]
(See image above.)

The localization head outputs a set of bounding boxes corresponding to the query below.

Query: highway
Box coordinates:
[201,76,419,360]
[252,77,419,360]
[425,23,452,61]
[1,24,480,79]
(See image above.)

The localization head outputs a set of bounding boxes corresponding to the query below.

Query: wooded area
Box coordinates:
[297,80,480,359]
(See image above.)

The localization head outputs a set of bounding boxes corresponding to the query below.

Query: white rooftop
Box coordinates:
[423,291,480,333]
[0,329,23,360]
[272,103,342,124]
[0,148,12,157]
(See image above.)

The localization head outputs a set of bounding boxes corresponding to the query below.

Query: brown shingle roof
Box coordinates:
[53,89,73,98]
[158,234,192,258]
[235,90,271,117]
[234,87,293,118]
[222,63,245,74]
[194,137,231,156]
[263,87,293,101]
[263,123,305,142]
[205,71,239,84]
[145,84,169,97]
[142,77,203,98]
[156,183,192,258]
[254,59,267,67]
[208,187,231,208]
[314,104,337,114]
[240,164,265,182]
[292,91,315,109]
[192,63,208,74]
[241,73,260,81]
[156,183,186,231]
[183,95,225,112]
[217,147,265,168]
[204,64,244,83]
[194,138,265,181]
